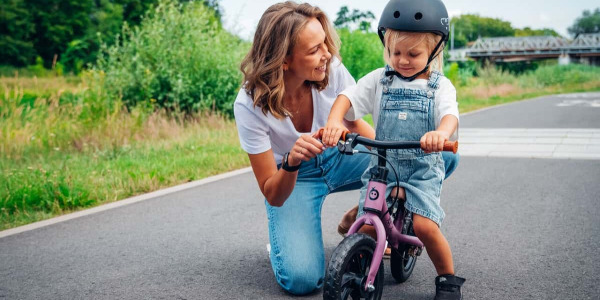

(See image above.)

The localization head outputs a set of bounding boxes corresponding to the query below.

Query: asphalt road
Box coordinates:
[1,92,599,299]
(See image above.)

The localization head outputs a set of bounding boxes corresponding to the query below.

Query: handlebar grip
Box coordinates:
[316,128,351,141]
[443,141,458,154]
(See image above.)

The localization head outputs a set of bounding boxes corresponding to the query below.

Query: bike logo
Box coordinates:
[368,187,379,201]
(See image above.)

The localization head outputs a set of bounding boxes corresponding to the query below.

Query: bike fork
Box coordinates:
[347,214,387,292]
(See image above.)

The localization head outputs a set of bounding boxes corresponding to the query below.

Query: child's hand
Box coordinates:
[420,131,450,153]
[322,120,348,147]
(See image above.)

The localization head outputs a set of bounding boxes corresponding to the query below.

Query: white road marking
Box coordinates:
[460,128,600,160]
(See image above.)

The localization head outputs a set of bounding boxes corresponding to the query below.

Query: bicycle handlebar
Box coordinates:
[316,128,458,154]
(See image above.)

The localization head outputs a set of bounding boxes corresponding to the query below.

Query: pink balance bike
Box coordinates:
[321,131,458,300]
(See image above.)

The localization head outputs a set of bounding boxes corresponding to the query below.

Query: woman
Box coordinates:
[233,2,373,295]
[233,1,459,295]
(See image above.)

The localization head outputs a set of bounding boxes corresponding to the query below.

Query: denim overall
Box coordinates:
[358,66,447,226]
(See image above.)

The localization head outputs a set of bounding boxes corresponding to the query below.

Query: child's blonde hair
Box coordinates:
[383,30,444,75]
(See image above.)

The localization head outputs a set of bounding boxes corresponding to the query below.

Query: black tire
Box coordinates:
[390,219,418,283]
[323,233,384,300]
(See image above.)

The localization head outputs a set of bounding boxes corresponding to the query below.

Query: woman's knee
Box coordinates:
[442,152,460,179]
[275,266,324,295]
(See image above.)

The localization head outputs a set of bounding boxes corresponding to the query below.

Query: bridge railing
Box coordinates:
[463,33,600,59]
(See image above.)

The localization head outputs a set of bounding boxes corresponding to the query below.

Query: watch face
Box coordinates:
[284,153,290,166]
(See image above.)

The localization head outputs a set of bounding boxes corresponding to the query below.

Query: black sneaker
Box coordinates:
[434,274,466,300]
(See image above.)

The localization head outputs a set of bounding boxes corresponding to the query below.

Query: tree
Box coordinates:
[450,14,515,48]
[26,0,93,68]
[1,0,223,70]
[568,8,600,37]
[515,27,560,37]
[334,6,375,32]
[0,0,36,66]
[200,0,222,23]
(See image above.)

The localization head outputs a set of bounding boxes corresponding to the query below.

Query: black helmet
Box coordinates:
[377,0,450,45]
[377,0,450,81]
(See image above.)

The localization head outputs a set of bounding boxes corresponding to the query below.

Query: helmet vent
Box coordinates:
[415,12,423,20]
[394,11,400,18]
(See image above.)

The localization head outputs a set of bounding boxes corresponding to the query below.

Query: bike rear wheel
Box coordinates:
[323,233,384,300]
[390,212,418,283]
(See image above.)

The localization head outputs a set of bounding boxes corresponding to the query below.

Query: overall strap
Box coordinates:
[426,71,443,133]
[427,70,442,91]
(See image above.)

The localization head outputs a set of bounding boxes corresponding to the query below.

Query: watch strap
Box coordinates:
[282,152,300,172]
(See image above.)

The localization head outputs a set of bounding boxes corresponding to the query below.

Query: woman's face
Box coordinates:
[285,18,332,83]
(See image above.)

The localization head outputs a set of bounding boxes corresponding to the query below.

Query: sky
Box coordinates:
[218,0,599,41]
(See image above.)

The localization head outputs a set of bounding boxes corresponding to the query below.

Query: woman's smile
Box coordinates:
[316,64,327,73]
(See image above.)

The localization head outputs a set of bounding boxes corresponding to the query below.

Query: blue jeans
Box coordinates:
[443,151,459,178]
[265,146,370,295]
[265,146,460,295]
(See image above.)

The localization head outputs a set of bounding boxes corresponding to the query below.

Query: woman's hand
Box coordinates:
[321,120,349,147]
[420,131,450,153]
[287,134,326,166]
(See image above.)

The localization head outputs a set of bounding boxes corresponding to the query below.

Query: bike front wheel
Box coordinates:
[323,233,384,300]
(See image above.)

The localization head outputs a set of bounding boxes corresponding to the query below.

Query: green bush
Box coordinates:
[445,62,460,85]
[95,0,248,116]
[525,64,600,87]
[338,28,384,80]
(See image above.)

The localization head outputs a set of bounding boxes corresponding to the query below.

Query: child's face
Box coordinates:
[388,35,430,80]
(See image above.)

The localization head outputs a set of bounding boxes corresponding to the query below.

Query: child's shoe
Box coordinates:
[337,205,358,236]
[434,274,465,300]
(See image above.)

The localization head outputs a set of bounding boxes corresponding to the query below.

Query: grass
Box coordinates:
[1,126,248,230]
[0,74,248,230]
[1,63,599,230]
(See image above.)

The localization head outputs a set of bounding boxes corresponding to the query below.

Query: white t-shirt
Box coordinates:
[234,58,356,162]
[342,68,459,140]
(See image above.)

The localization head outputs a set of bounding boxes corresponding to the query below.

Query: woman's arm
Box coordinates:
[248,134,325,207]
[248,150,297,207]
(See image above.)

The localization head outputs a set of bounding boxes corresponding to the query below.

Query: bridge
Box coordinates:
[449,33,600,65]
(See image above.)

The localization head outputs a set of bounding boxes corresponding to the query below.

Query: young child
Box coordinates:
[322,0,465,299]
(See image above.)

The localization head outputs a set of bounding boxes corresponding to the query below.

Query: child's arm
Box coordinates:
[322,94,353,147]
[420,115,458,153]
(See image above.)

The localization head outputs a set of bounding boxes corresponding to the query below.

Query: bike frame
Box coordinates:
[337,133,457,292]
[344,155,424,292]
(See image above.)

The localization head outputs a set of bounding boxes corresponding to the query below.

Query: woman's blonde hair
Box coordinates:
[383,30,444,75]
[240,1,340,119]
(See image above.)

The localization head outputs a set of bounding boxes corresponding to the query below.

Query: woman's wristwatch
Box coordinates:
[281,152,300,172]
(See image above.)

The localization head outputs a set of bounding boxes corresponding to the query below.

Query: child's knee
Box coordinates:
[412,214,440,240]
